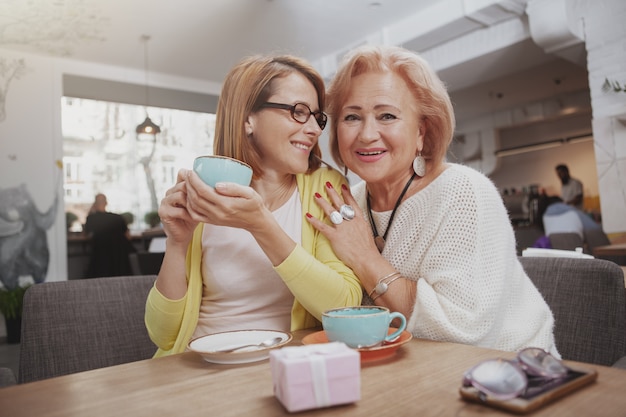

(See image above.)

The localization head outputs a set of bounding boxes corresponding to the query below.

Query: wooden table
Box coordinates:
[1,333,626,417]
[593,243,626,257]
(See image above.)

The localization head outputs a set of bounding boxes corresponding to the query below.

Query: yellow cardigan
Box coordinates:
[145,168,362,357]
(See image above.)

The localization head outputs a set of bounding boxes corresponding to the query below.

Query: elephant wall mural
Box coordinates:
[0,183,58,290]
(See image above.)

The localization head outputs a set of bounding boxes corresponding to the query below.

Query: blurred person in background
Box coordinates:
[84,193,135,277]
[555,164,583,210]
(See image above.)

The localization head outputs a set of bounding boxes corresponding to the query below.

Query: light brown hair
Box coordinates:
[326,45,455,171]
[213,55,324,177]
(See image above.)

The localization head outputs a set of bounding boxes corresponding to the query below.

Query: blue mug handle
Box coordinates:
[385,312,406,343]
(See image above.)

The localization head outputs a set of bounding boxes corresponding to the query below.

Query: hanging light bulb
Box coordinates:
[136,35,161,136]
[136,116,161,135]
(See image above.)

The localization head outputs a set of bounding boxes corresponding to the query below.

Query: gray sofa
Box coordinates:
[12,257,625,385]
[519,256,626,367]
[18,275,157,383]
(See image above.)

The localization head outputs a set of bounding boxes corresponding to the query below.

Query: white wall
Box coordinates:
[0,47,216,339]
[581,0,626,233]
[0,49,65,284]
[0,50,63,339]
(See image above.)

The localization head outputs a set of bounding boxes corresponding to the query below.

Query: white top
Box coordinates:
[353,164,559,355]
[561,177,583,209]
[193,189,301,337]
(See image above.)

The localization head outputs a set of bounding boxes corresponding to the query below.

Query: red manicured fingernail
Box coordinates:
[315,192,322,198]
[341,184,348,191]
[325,181,333,189]
[306,213,313,219]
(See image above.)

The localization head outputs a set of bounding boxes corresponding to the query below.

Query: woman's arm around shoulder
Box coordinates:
[275,167,363,319]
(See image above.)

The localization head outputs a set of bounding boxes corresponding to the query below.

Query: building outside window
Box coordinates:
[62,97,215,232]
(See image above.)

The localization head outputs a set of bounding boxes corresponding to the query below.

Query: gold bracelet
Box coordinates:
[368,271,401,299]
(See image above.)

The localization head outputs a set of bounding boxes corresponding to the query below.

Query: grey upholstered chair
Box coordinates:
[584,228,611,252]
[519,256,626,367]
[548,233,584,252]
[0,367,17,387]
[18,275,157,383]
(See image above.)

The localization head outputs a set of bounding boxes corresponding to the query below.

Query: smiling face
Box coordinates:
[337,71,424,189]
[246,72,323,178]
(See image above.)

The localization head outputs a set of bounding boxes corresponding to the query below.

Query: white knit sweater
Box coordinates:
[353,164,559,355]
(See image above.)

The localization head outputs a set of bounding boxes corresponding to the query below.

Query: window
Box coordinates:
[62,97,215,231]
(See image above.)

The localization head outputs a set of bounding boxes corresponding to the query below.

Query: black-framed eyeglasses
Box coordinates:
[462,347,568,401]
[260,102,327,130]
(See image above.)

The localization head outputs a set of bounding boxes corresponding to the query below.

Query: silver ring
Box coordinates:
[339,204,355,220]
[329,211,343,225]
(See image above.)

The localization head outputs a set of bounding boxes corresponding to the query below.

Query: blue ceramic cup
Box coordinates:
[193,155,253,188]
[322,306,407,349]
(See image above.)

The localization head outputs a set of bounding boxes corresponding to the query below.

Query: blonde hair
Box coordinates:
[327,45,455,171]
[213,55,324,177]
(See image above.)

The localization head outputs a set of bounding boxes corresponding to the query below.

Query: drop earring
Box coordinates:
[412,151,426,177]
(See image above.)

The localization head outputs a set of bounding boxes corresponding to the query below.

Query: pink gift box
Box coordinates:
[270,342,360,412]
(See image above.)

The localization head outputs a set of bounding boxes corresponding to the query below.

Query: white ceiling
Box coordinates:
[0,0,590,125]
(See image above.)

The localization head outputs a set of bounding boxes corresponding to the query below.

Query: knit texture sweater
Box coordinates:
[353,164,559,355]
[145,168,362,357]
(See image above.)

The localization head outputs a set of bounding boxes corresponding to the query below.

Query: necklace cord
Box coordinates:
[367,173,417,244]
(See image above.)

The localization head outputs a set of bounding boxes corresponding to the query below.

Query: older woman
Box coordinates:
[308,45,558,355]
[145,54,362,357]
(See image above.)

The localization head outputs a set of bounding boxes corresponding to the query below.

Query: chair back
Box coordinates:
[18,275,156,383]
[548,233,584,251]
[519,257,626,366]
[584,229,611,252]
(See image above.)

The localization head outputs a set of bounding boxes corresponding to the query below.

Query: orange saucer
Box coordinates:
[301,328,412,363]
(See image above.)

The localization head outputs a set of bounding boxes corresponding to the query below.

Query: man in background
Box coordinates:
[84,193,135,277]
[555,164,583,210]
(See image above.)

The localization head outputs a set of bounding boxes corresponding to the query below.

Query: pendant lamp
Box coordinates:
[136,35,161,136]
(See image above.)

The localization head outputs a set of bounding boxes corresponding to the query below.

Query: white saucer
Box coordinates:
[188,329,292,364]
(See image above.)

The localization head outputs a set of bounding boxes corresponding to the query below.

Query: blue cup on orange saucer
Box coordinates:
[322,306,406,349]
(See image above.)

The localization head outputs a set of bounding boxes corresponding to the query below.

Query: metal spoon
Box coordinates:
[214,336,283,353]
